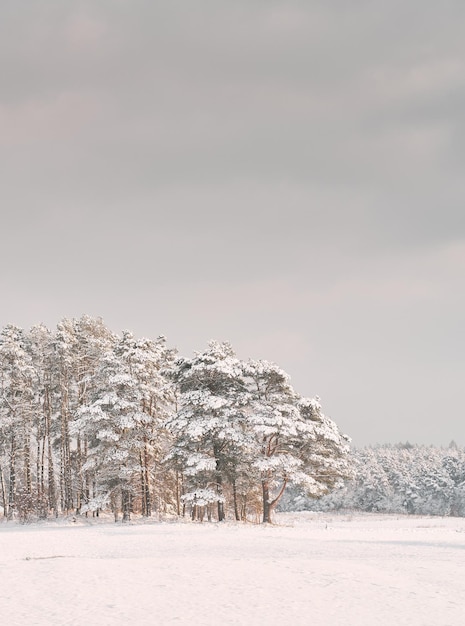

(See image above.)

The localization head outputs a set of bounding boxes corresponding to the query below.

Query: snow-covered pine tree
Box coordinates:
[165,341,249,521]
[242,359,300,523]
[0,325,38,520]
[73,343,142,520]
[29,323,57,518]
[73,316,116,514]
[242,360,351,523]
[112,331,176,517]
[296,396,352,493]
[52,318,80,514]
[73,330,174,521]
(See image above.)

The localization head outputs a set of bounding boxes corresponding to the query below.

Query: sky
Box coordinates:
[1,0,465,446]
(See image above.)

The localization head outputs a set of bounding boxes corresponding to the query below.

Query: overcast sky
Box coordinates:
[1,1,465,446]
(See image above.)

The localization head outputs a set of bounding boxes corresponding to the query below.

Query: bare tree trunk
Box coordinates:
[36,427,42,513]
[37,425,47,519]
[40,433,45,506]
[232,478,240,521]
[139,453,146,517]
[47,431,57,516]
[76,435,82,514]
[262,477,287,524]
[122,485,131,521]
[240,494,247,521]
[60,383,73,514]
[83,437,89,516]
[214,450,225,521]
[175,471,182,516]
[217,481,225,521]
[139,438,151,517]
[0,466,7,517]
[60,401,66,513]
[143,438,151,517]
[175,471,180,516]
[44,385,57,516]
[23,429,32,496]
[262,479,271,523]
[111,490,119,522]
[8,434,16,520]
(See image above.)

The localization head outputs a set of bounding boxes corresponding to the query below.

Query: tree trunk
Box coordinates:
[37,427,47,519]
[8,434,16,520]
[83,437,90,515]
[36,427,42,514]
[240,494,247,521]
[142,438,151,516]
[262,477,287,524]
[217,490,225,521]
[122,485,131,522]
[47,432,57,516]
[23,428,32,496]
[0,466,7,517]
[76,435,82,514]
[111,490,119,522]
[60,379,73,514]
[262,479,271,523]
[175,471,181,516]
[232,478,240,521]
[139,453,146,516]
[213,449,225,521]
[44,385,57,516]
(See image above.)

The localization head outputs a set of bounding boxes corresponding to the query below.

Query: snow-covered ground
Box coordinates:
[1,512,464,626]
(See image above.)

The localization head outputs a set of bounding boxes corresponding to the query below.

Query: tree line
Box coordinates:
[0,316,351,523]
[283,443,465,517]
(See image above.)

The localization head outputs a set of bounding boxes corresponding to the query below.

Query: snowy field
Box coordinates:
[1,512,464,626]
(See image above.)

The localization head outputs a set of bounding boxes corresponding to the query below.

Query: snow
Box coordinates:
[1,512,464,626]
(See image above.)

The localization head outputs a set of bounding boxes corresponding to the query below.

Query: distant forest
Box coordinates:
[1,316,463,524]
[282,443,465,517]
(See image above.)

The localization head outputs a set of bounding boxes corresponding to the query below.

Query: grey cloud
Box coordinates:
[2,1,465,445]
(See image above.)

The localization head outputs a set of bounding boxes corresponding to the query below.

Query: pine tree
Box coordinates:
[73,316,116,514]
[243,361,351,522]
[29,323,57,518]
[113,331,176,517]
[73,331,175,520]
[0,325,37,520]
[166,341,248,521]
[53,318,79,514]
